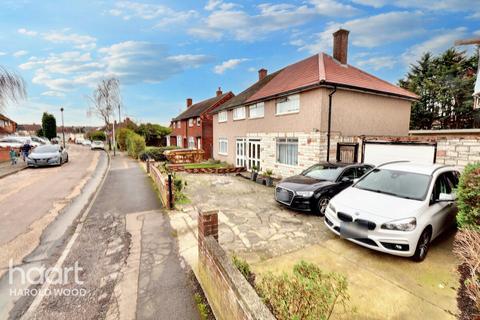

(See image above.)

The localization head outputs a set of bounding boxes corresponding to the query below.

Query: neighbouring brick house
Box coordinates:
[212,29,419,178]
[169,88,234,159]
[0,114,17,136]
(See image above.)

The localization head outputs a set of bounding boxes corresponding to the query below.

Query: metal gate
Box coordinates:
[336,143,359,163]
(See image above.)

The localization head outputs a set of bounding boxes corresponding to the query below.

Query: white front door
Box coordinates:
[247,139,261,171]
[236,138,247,167]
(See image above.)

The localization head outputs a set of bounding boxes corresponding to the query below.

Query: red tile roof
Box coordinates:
[246,53,419,103]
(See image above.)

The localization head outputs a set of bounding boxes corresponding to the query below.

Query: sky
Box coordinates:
[0,0,479,127]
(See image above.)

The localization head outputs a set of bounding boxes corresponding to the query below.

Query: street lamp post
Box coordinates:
[60,107,65,148]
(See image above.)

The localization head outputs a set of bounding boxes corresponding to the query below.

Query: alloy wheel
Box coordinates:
[318,197,330,215]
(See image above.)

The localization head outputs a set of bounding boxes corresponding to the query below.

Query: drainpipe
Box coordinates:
[327,86,337,162]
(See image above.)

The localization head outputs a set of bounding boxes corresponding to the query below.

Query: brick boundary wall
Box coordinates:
[147,160,174,209]
[0,147,20,162]
[197,210,275,320]
[167,164,246,174]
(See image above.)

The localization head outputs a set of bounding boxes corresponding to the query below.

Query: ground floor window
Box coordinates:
[177,135,183,148]
[276,137,298,165]
[188,136,195,149]
[219,138,228,155]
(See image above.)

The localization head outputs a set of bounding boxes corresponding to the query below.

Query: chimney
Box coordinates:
[186,98,193,107]
[216,87,223,97]
[258,68,267,81]
[332,29,349,65]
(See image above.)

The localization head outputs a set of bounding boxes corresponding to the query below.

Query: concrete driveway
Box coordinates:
[172,173,459,320]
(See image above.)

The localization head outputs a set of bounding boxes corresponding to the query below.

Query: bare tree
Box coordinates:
[0,66,26,112]
[88,78,121,149]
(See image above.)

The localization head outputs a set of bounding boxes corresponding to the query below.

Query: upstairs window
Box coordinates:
[196,117,201,126]
[249,102,264,119]
[233,107,246,120]
[188,118,194,127]
[218,111,228,123]
[177,121,181,128]
[276,94,300,115]
[172,122,176,129]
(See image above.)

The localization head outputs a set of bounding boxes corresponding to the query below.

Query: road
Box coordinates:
[0,148,199,319]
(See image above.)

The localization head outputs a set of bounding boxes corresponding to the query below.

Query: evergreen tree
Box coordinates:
[42,112,57,140]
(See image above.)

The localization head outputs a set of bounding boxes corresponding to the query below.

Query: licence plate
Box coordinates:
[277,190,290,202]
[340,222,368,239]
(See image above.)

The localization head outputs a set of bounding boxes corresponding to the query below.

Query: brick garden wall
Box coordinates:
[148,161,174,209]
[197,210,275,320]
[431,137,480,167]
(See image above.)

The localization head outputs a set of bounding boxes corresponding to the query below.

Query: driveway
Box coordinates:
[171,173,458,319]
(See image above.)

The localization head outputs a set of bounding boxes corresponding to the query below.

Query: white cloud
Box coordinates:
[41,91,66,97]
[42,30,97,51]
[13,50,28,57]
[355,55,396,71]
[401,27,468,65]
[20,41,211,92]
[350,0,387,7]
[190,2,318,41]
[109,1,197,28]
[213,58,248,74]
[295,11,425,53]
[309,0,359,16]
[204,0,237,11]
[0,51,6,56]
[17,28,38,36]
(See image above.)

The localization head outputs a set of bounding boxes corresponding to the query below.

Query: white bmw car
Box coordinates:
[325,161,459,261]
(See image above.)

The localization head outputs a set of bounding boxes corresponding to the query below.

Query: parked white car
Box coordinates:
[82,139,92,146]
[324,161,460,261]
[0,137,23,148]
[91,140,105,150]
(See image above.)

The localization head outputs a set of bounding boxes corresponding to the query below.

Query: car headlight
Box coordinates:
[328,202,336,213]
[381,217,416,231]
[296,191,314,198]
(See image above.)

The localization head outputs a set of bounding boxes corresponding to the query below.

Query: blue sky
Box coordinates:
[0,0,479,126]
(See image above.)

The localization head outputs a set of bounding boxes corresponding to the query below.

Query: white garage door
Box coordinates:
[363,142,436,166]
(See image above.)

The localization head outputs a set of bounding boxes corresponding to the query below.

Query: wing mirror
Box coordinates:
[438,193,456,202]
[353,178,360,184]
[341,177,352,182]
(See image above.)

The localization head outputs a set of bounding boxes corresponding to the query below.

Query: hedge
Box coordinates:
[126,131,146,159]
[456,162,480,230]
[139,146,179,162]
[117,128,134,151]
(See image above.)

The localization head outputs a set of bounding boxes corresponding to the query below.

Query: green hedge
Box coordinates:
[139,146,179,161]
[117,128,134,151]
[456,162,480,230]
[126,131,146,159]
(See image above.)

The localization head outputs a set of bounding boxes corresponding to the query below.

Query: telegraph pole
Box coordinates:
[60,107,65,148]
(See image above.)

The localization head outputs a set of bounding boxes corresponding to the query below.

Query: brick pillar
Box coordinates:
[198,210,219,261]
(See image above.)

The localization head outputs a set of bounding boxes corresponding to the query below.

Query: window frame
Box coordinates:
[188,136,195,149]
[196,117,201,126]
[218,111,228,123]
[248,102,265,119]
[275,94,300,116]
[177,121,181,128]
[232,106,246,121]
[188,118,194,127]
[276,137,299,166]
[218,138,228,155]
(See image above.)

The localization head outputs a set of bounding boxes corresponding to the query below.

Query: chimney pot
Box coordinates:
[258,68,267,81]
[332,29,349,65]
[216,87,222,97]
[186,98,193,107]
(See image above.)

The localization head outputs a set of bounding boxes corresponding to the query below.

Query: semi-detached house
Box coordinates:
[169,88,234,159]
[212,29,419,178]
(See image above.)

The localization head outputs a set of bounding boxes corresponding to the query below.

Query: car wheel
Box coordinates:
[412,228,432,262]
[316,195,330,216]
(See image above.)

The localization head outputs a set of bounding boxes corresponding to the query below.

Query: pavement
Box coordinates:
[170,173,459,320]
[16,152,199,319]
[0,159,27,179]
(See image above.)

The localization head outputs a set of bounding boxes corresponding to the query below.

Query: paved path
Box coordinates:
[24,153,199,319]
[0,160,27,179]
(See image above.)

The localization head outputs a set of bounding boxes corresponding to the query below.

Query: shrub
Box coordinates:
[232,253,255,285]
[256,261,351,320]
[117,128,134,151]
[86,130,106,141]
[126,131,146,159]
[456,162,480,230]
[139,146,179,162]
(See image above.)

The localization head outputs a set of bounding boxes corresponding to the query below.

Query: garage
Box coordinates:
[361,140,437,166]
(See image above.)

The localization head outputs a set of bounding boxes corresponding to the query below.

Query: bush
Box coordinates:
[86,130,106,141]
[126,131,146,159]
[139,146,179,162]
[232,253,255,285]
[456,162,480,230]
[256,261,351,320]
[116,128,134,151]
